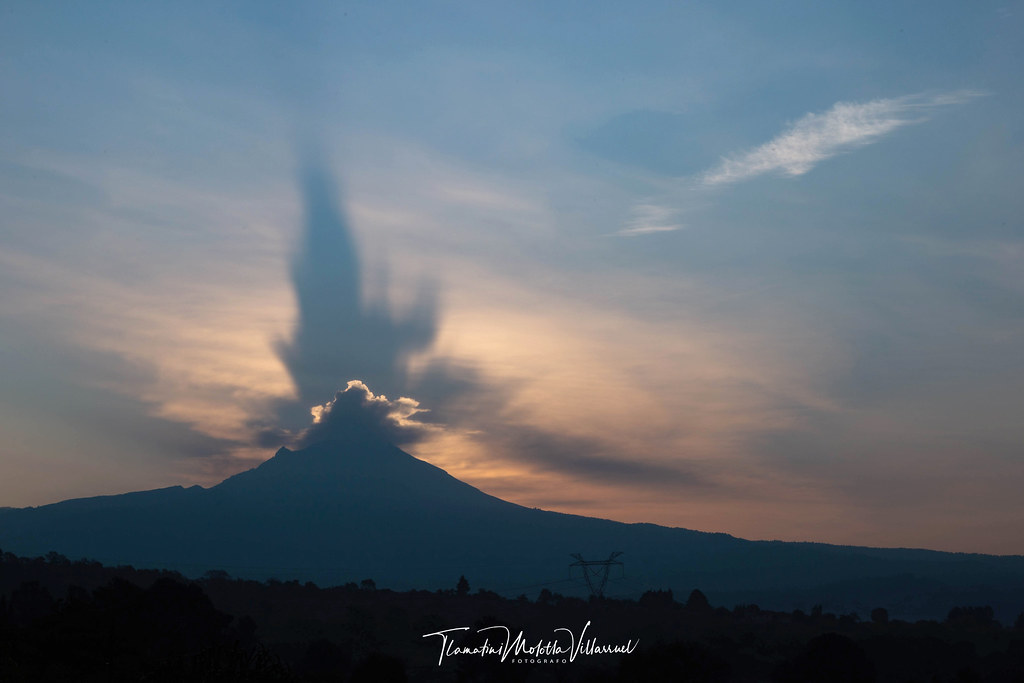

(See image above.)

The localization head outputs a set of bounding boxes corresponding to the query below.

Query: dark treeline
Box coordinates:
[3,550,1024,681]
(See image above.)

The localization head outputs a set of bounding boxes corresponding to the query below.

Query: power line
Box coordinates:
[569,552,624,598]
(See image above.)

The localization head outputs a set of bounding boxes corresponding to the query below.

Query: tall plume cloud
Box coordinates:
[258,154,709,493]
[263,155,438,441]
[701,90,983,186]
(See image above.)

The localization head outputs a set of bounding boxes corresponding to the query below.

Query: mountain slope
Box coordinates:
[2,437,1023,619]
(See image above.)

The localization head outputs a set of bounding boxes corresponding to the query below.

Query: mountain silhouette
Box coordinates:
[2,435,1023,619]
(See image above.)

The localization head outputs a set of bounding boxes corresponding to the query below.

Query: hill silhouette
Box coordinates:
[2,433,1023,621]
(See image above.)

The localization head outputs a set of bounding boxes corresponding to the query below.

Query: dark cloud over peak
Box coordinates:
[298,380,431,447]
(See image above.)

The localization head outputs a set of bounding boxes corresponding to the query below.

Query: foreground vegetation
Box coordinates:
[3,549,1024,681]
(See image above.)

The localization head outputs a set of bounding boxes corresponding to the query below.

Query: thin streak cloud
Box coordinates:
[701,90,984,186]
[615,203,683,237]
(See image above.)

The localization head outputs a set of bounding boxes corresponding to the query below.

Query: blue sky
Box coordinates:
[2,1,1023,553]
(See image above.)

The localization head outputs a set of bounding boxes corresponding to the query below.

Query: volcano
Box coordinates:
[2,435,1024,620]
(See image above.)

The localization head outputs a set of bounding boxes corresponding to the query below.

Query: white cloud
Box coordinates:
[701,90,984,186]
[303,380,434,446]
[310,380,426,427]
[615,203,684,237]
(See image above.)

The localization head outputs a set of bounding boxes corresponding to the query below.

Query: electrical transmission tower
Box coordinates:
[569,552,624,598]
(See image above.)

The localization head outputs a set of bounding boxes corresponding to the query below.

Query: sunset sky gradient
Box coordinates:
[2,2,1023,553]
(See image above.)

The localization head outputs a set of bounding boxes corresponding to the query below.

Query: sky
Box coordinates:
[2,1,1023,554]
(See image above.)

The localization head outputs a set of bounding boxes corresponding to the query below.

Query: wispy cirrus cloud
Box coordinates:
[615,203,684,237]
[701,90,985,186]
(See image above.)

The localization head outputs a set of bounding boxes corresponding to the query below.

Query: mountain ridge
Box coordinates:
[2,438,1023,620]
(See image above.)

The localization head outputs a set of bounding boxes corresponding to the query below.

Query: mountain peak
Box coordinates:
[210,438,510,513]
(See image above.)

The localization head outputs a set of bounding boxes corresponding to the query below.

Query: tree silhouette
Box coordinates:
[947,605,996,628]
[685,588,712,613]
[639,588,675,608]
